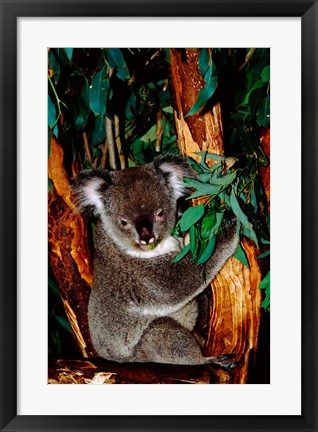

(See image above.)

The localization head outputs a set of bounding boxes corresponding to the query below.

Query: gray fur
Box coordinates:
[72,155,238,365]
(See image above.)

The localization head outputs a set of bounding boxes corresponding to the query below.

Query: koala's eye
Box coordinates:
[156,209,164,218]
[120,218,128,226]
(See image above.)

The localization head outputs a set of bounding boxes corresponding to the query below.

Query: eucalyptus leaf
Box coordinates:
[212,171,236,186]
[55,315,72,332]
[242,225,259,247]
[48,96,57,128]
[213,212,224,234]
[257,250,270,259]
[201,213,216,238]
[185,64,217,118]
[198,48,211,76]
[125,87,137,120]
[91,115,106,146]
[185,158,204,173]
[198,173,212,182]
[259,270,270,289]
[261,65,270,83]
[205,153,228,161]
[197,235,216,264]
[172,244,191,263]
[64,48,73,62]
[230,190,250,227]
[81,78,89,106]
[234,243,250,268]
[256,95,270,127]
[89,66,108,117]
[107,48,130,81]
[189,225,198,258]
[241,79,265,106]
[179,204,205,231]
[74,95,89,131]
[183,178,222,199]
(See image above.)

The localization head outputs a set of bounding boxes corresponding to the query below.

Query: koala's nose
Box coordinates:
[136,219,155,246]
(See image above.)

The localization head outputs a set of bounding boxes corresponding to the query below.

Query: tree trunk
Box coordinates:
[170,48,262,383]
[48,135,96,357]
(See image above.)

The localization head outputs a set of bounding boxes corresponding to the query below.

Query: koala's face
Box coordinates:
[72,155,195,253]
[105,166,177,250]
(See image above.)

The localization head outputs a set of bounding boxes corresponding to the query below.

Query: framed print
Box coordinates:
[1,0,317,431]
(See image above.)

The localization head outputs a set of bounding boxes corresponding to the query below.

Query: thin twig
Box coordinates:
[238,48,256,72]
[114,114,126,170]
[155,111,167,153]
[82,131,93,167]
[105,116,117,170]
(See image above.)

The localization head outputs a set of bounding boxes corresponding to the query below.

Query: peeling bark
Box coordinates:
[48,135,96,357]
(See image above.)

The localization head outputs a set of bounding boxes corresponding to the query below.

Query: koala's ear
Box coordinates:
[71,169,112,214]
[153,154,196,199]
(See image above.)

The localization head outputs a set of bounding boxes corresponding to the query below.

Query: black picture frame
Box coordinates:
[1,0,317,431]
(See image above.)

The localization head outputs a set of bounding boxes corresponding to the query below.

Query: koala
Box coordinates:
[72,155,238,365]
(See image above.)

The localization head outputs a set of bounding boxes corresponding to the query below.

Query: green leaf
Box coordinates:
[91,115,106,146]
[81,77,89,106]
[183,178,222,199]
[201,213,216,238]
[213,212,224,234]
[261,65,270,83]
[241,80,265,106]
[162,106,173,114]
[107,48,130,81]
[55,315,72,332]
[185,64,217,118]
[48,274,59,296]
[250,187,258,213]
[185,158,204,174]
[164,48,171,63]
[89,66,109,116]
[243,225,259,247]
[189,225,198,258]
[194,151,210,170]
[256,95,270,127]
[230,190,250,227]
[198,173,212,182]
[198,48,211,76]
[140,124,157,143]
[179,204,205,231]
[257,250,270,259]
[197,235,216,264]
[74,95,89,131]
[212,171,236,186]
[260,270,270,312]
[173,244,190,263]
[205,153,228,161]
[234,243,250,268]
[259,270,270,289]
[48,96,57,128]
[125,87,137,120]
[64,48,73,62]
[48,177,53,193]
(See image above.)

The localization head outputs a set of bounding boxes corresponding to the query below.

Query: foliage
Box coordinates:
[48,48,178,171]
[48,48,270,354]
[48,269,76,357]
